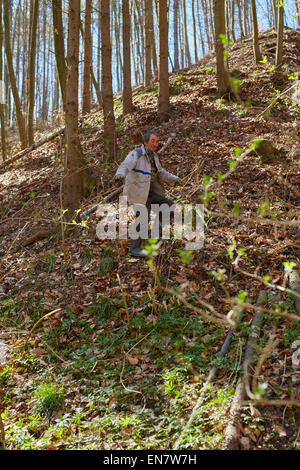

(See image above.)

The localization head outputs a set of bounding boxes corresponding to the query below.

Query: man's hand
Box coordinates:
[114,174,124,181]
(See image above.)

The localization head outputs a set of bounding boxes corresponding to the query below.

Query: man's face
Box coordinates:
[145,134,159,153]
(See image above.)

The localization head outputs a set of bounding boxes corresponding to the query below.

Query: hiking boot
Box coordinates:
[129,238,147,258]
[130,247,147,258]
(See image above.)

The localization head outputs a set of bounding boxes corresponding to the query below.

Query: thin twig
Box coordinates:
[23,308,62,351]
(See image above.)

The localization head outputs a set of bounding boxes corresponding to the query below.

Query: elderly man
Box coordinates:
[115,130,180,257]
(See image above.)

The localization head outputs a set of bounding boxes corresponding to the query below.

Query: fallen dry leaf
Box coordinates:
[127,355,139,365]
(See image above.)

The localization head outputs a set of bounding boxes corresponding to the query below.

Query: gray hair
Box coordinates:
[143,130,159,144]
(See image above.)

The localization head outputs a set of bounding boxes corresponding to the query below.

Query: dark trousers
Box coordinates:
[130,192,174,251]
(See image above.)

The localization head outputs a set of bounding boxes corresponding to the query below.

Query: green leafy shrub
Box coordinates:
[33,383,64,420]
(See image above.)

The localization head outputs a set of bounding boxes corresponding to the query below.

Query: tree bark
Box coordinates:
[144,0,152,87]
[0,0,7,161]
[182,0,191,67]
[173,0,179,70]
[192,0,198,63]
[122,0,133,115]
[275,2,284,76]
[63,0,90,219]
[3,0,27,148]
[101,0,116,160]
[272,0,278,30]
[250,0,262,63]
[149,0,158,78]
[296,0,300,27]
[158,0,169,122]
[213,0,231,97]
[27,0,39,145]
[82,0,92,114]
[52,0,67,111]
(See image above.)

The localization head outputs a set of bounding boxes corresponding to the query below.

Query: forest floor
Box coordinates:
[0,28,299,451]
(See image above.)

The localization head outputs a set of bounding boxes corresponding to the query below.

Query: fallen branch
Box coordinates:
[0,106,102,171]
[80,185,124,220]
[0,128,64,171]
[223,290,266,450]
[258,81,300,119]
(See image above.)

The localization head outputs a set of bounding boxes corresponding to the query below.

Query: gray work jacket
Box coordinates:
[115,145,179,205]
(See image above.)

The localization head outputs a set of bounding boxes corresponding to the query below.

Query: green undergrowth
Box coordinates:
[1,293,239,450]
[1,282,299,449]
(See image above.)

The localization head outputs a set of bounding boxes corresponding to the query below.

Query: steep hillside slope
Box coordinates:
[0,29,299,451]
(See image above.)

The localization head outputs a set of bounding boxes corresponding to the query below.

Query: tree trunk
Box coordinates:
[149,0,158,78]
[122,0,133,115]
[230,0,236,42]
[237,0,245,37]
[27,0,38,145]
[272,0,278,30]
[0,0,7,161]
[3,0,27,148]
[201,0,212,51]
[158,0,169,121]
[275,2,284,76]
[213,0,231,97]
[173,0,179,69]
[144,0,152,87]
[101,0,116,160]
[296,0,300,27]
[196,0,206,56]
[63,0,90,219]
[250,0,262,63]
[192,0,198,63]
[182,0,191,67]
[52,0,67,111]
[82,0,92,114]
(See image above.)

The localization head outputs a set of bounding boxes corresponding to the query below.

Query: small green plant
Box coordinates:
[33,383,64,420]
[96,256,114,275]
[214,98,229,113]
[81,247,93,266]
[0,364,13,385]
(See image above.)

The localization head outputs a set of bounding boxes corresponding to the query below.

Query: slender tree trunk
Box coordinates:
[149,0,158,78]
[144,0,152,87]
[41,2,47,121]
[197,0,206,56]
[173,0,179,69]
[27,0,39,145]
[192,0,198,63]
[230,0,236,42]
[122,0,133,115]
[97,0,101,86]
[3,0,27,148]
[52,0,67,111]
[272,0,278,30]
[158,0,169,121]
[64,0,90,219]
[101,0,116,160]
[0,0,7,161]
[275,1,284,76]
[115,1,123,92]
[213,0,231,97]
[82,0,92,114]
[182,0,191,67]
[250,0,262,63]
[237,0,245,37]
[201,0,212,51]
[296,0,300,27]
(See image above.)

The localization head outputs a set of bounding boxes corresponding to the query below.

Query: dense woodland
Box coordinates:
[0,0,299,452]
